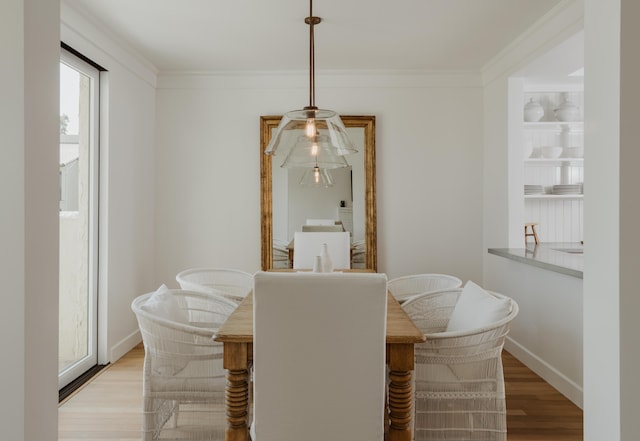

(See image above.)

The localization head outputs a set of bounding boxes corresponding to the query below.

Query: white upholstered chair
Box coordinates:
[388,273,463,303]
[301,224,344,232]
[176,267,253,304]
[305,218,336,225]
[401,283,519,441]
[252,271,388,441]
[292,231,351,270]
[131,287,238,441]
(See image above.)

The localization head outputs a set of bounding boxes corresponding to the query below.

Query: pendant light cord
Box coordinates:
[309,0,315,109]
[306,0,320,111]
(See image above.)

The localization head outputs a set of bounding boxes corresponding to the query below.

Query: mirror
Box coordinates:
[261,115,376,271]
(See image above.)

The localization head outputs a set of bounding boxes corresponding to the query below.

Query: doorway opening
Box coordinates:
[58,46,105,398]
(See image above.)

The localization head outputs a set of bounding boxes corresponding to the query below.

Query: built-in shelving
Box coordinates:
[521,89,584,244]
[524,194,583,200]
[524,121,583,127]
[525,158,583,164]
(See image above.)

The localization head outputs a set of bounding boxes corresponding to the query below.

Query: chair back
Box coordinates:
[305,218,336,225]
[293,231,351,269]
[388,273,463,303]
[131,289,237,370]
[176,267,253,303]
[252,271,388,441]
[301,224,344,233]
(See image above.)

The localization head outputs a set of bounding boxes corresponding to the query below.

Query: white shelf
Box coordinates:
[524,121,583,130]
[525,158,584,164]
[524,121,582,125]
[524,194,583,200]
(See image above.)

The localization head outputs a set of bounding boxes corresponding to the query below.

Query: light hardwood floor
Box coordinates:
[58,344,583,441]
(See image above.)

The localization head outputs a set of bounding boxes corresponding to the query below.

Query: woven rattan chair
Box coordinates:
[402,287,519,441]
[175,267,253,304]
[388,273,463,304]
[131,287,238,441]
[272,238,291,269]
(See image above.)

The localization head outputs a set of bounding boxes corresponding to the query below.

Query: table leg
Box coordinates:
[223,342,250,441]
[387,343,414,441]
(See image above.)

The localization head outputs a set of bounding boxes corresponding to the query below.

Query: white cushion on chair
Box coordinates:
[445,281,511,332]
[141,284,189,324]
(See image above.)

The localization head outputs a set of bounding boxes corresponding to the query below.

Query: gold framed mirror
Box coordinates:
[260,115,376,271]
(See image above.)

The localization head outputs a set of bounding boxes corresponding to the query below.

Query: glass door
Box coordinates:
[58,50,100,389]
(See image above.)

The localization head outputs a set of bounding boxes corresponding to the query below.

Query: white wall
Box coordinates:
[0,0,59,439]
[583,1,620,436]
[583,0,640,439]
[482,0,584,407]
[61,3,158,362]
[618,2,640,437]
[485,255,583,407]
[0,3,26,439]
[154,73,484,286]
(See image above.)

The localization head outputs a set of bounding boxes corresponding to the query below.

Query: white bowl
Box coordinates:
[540,146,563,159]
[529,146,542,158]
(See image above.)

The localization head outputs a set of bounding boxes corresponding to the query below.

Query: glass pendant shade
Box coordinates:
[280,134,350,169]
[265,109,358,162]
[299,165,334,188]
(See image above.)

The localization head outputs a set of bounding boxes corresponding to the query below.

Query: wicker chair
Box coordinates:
[175,267,253,304]
[402,288,519,441]
[388,273,463,304]
[272,239,291,269]
[131,288,238,441]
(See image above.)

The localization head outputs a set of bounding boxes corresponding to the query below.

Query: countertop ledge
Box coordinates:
[488,242,583,279]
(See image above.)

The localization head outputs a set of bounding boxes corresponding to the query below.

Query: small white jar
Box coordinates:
[554,98,580,122]
[524,98,544,122]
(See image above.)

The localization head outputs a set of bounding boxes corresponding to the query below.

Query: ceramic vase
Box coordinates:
[320,243,333,273]
[554,98,580,122]
[312,255,323,273]
[524,98,544,122]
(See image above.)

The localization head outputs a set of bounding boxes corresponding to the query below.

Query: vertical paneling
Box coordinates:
[525,199,584,242]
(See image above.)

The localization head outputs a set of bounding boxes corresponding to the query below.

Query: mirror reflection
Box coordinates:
[260,115,376,271]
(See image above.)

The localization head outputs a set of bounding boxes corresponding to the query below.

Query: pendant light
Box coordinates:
[264,0,357,169]
[299,165,335,188]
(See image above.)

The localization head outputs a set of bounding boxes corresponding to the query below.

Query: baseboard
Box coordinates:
[110,329,142,363]
[505,337,583,409]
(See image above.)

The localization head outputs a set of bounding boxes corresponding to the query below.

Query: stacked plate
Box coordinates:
[524,184,545,195]
[552,184,582,195]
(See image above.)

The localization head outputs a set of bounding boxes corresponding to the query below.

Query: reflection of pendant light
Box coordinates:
[299,165,334,188]
[264,0,357,166]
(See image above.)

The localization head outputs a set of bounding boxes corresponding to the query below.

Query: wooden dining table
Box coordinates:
[214,284,426,441]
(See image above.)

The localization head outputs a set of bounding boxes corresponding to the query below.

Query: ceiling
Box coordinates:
[64,0,566,73]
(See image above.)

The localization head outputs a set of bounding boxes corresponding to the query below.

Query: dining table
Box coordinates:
[214,275,426,441]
